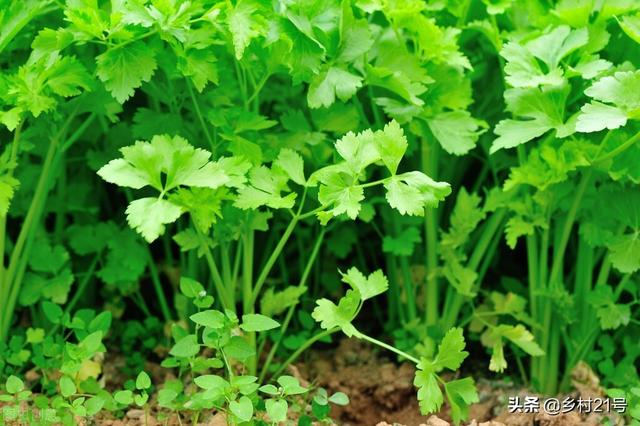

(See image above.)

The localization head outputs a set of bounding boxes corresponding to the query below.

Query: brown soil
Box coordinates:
[2,340,627,425]
[298,339,625,426]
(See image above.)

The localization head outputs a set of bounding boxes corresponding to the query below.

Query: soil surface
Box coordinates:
[3,339,627,425]
[298,339,625,426]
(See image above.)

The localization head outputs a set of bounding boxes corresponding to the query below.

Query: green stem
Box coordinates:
[133,290,153,318]
[220,242,234,306]
[270,329,337,379]
[0,2,57,53]
[422,135,440,326]
[544,325,560,394]
[367,86,383,128]
[442,209,506,329]
[392,213,416,321]
[539,169,592,393]
[587,254,611,334]
[258,228,326,383]
[242,229,256,374]
[54,156,67,242]
[246,73,271,105]
[186,80,215,151]
[199,232,232,310]
[231,240,242,294]
[516,146,545,383]
[595,254,612,287]
[527,231,540,383]
[0,123,23,286]
[457,0,472,26]
[385,252,403,324]
[547,170,592,288]
[399,256,416,321]
[591,131,640,165]
[59,113,96,153]
[1,118,73,341]
[558,328,599,392]
[358,333,420,364]
[297,206,325,221]
[250,217,298,306]
[574,237,593,340]
[2,110,93,333]
[146,247,172,322]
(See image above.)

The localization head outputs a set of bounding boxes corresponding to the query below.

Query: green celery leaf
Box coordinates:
[67,222,116,255]
[501,26,587,88]
[98,135,229,192]
[178,48,218,92]
[125,197,183,243]
[374,120,408,175]
[440,188,485,250]
[170,187,227,234]
[489,338,507,372]
[607,233,640,274]
[273,148,306,186]
[427,111,487,156]
[505,215,536,249]
[618,14,640,44]
[335,129,380,173]
[490,84,570,152]
[0,172,18,217]
[339,267,389,301]
[491,119,551,152]
[587,285,631,330]
[577,102,629,133]
[414,361,443,415]
[577,71,640,132]
[312,290,360,337]
[337,1,373,62]
[307,66,363,108]
[316,170,364,221]
[384,171,451,215]
[227,0,267,60]
[433,328,469,372]
[525,26,588,69]
[584,70,640,109]
[98,228,147,287]
[383,226,422,257]
[235,165,296,210]
[46,56,93,97]
[277,20,326,82]
[366,65,427,106]
[444,377,479,425]
[96,41,157,103]
[572,55,612,79]
[261,286,307,317]
[28,238,69,273]
[496,324,544,356]
[501,42,564,88]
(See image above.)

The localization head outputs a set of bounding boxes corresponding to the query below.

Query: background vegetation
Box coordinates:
[0,0,639,424]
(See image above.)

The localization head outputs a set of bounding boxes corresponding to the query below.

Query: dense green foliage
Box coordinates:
[1,0,640,424]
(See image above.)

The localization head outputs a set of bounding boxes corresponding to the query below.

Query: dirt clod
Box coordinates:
[425,415,451,426]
